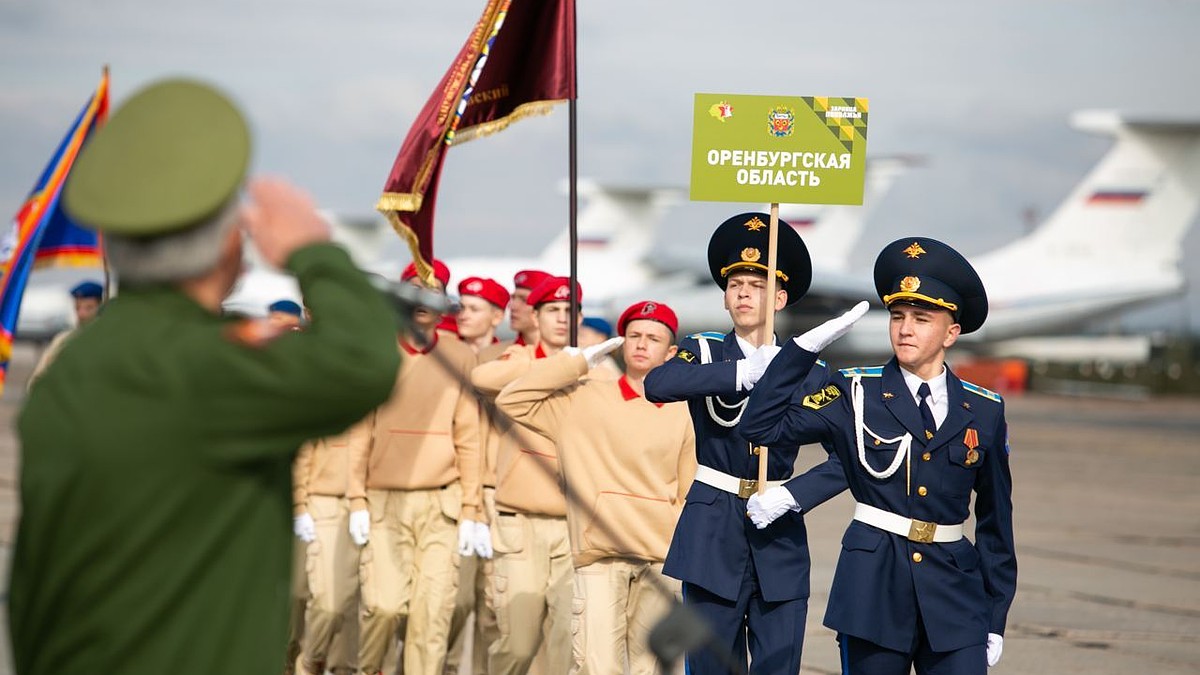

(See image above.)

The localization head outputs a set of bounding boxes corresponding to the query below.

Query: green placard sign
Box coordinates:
[690,93,869,205]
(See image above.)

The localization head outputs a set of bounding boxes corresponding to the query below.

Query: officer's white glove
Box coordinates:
[793,301,871,352]
[746,485,799,529]
[293,512,316,543]
[565,336,625,369]
[458,520,477,557]
[473,521,494,559]
[736,344,781,391]
[986,633,1003,667]
[348,509,371,547]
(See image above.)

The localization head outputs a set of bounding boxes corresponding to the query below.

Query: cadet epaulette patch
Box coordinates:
[802,385,842,410]
[688,331,726,342]
[676,349,696,363]
[840,366,884,378]
[816,359,827,368]
[223,318,287,349]
[961,380,1002,403]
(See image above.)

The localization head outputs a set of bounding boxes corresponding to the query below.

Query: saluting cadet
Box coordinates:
[495,300,696,675]
[509,269,552,346]
[445,275,510,675]
[642,212,847,674]
[292,418,371,675]
[348,258,485,675]
[10,79,400,675]
[470,276,583,675]
[741,237,1017,675]
[27,279,104,389]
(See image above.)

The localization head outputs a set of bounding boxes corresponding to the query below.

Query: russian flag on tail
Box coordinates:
[0,69,109,393]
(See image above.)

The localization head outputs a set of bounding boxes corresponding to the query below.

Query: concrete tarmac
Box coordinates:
[1,342,1198,674]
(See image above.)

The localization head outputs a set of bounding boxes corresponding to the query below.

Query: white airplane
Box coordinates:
[827,110,1200,357]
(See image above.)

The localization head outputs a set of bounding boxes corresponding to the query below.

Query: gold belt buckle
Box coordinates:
[737,479,758,499]
[908,519,937,543]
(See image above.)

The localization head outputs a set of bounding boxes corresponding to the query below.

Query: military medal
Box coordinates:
[964,428,980,465]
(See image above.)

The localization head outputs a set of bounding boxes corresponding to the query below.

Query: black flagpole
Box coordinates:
[568,0,579,347]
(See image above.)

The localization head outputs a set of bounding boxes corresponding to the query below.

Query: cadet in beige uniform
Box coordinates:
[496,301,696,675]
[349,259,484,675]
[470,276,582,675]
[445,276,510,674]
[508,269,551,347]
[293,419,371,675]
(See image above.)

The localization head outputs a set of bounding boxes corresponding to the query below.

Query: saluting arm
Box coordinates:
[643,337,739,403]
[471,345,531,398]
[494,352,584,442]
[740,340,826,446]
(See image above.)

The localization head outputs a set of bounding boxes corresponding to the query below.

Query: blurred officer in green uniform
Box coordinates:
[7,79,400,675]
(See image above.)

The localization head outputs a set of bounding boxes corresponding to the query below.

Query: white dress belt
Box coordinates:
[694,465,784,499]
[853,502,964,543]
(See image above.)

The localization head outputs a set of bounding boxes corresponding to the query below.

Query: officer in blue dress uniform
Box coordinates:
[643,212,848,674]
[740,237,1017,675]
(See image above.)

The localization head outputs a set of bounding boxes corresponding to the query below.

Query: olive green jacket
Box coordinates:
[10,244,399,674]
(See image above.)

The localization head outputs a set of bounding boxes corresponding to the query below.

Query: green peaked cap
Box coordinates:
[64,78,251,236]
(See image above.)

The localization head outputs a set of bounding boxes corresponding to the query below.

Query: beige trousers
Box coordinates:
[486,512,573,675]
[445,488,499,674]
[358,485,461,675]
[570,560,679,675]
[286,539,308,674]
[296,495,362,675]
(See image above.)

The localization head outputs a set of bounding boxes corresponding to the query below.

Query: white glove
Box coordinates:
[793,300,871,352]
[348,509,371,547]
[745,485,799,529]
[458,520,477,557]
[473,521,494,559]
[986,633,1003,667]
[736,344,781,391]
[293,512,316,543]
[565,336,625,369]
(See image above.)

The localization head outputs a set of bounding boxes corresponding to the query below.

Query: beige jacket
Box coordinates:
[292,416,372,514]
[495,352,696,567]
[471,343,567,517]
[349,333,484,521]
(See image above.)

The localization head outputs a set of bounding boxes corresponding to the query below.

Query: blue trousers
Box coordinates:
[682,560,808,675]
[838,631,986,675]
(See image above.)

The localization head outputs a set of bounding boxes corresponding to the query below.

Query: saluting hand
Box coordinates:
[565,336,624,369]
[243,177,332,269]
[793,300,870,353]
[737,344,781,391]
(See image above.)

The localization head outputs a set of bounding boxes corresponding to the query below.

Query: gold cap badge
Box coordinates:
[744,216,767,231]
[900,276,921,293]
[741,247,761,263]
[903,242,927,259]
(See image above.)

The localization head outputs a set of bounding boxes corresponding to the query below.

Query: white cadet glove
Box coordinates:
[745,485,799,529]
[793,300,871,352]
[458,520,477,557]
[736,344,781,391]
[986,633,1003,667]
[293,513,316,543]
[565,336,625,369]
[473,521,494,559]
[348,509,371,547]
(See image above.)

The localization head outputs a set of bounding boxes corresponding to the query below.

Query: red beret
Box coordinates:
[526,276,583,308]
[618,300,679,337]
[401,259,451,288]
[513,269,552,291]
[458,276,511,309]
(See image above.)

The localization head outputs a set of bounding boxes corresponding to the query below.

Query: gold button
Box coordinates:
[874,439,881,446]
[917,486,928,496]
[912,552,923,563]
[922,452,931,461]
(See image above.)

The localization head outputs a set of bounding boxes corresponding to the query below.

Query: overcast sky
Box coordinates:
[3,0,1200,331]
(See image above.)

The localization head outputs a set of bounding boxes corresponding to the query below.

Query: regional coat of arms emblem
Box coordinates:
[768,106,794,137]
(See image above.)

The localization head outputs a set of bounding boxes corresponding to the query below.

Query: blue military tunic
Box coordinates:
[741,341,1017,653]
[644,331,847,602]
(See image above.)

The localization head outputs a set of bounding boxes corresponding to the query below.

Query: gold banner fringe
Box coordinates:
[450,99,567,146]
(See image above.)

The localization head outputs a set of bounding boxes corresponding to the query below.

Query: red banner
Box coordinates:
[378,0,576,283]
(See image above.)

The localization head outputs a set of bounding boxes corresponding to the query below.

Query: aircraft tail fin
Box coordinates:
[979,111,1200,285]
[539,179,684,269]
